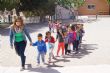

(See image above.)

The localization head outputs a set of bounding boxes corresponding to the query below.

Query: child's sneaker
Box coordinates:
[52,56,57,60]
[61,55,65,58]
[48,60,53,63]
[56,55,60,57]
[43,62,47,65]
[75,51,79,54]
[48,61,51,64]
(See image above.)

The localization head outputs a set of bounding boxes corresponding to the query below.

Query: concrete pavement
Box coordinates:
[0,16,110,73]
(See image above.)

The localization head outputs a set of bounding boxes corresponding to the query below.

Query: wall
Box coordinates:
[78,0,109,15]
[56,5,72,19]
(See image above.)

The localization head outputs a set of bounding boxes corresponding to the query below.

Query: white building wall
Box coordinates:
[56,5,72,19]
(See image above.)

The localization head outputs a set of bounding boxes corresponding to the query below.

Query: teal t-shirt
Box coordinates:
[15,32,24,42]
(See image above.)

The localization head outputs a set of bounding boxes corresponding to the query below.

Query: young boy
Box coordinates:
[31,33,47,65]
[45,31,55,63]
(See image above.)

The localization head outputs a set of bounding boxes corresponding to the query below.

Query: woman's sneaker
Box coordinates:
[20,66,25,71]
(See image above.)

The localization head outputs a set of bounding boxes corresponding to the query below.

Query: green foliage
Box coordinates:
[0,0,55,16]
[107,0,110,15]
[0,0,20,10]
[22,0,55,17]
[107,0,110,4]
[56,0,85,9]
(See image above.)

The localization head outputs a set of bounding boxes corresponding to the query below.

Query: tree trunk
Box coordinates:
[109,4,110,15]
[16,8,20,16]
[40,15,45,22]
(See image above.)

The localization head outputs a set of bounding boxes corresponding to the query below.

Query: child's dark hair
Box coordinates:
[45,31,51,38]
[46,31,51,35]
[38,33,43,37]
[71,24,76,31]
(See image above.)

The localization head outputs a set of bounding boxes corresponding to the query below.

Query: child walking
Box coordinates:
[67,27,74,53]
[71,25,77,51]
[48,20,53,32]
[56,29,65,57]
[63,31,71,55]
[79,24,85,43]
[31,33,47,65]
[45,31,55,63]
[74,25,80,54]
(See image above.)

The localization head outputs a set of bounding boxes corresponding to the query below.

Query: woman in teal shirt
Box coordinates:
[9,17,32,70]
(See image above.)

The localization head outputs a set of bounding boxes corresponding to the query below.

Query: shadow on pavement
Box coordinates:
[26,64,61,73]
[46,63,64,68]
[64,44,98,59]
[51,58,70,64]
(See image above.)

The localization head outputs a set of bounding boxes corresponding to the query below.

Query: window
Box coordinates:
[88,5,95,10]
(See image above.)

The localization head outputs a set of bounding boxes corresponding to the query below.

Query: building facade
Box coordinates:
[78,0,109,15]
[56,5,72,19]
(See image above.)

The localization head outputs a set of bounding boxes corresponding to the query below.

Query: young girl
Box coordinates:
[62,24,67,33]
[56,29,65,57]
[74,25,81,54]
[55,20,60,31]
[45,31,55,63]
[71,24,77,51]
[9,17,32,70]
[79,24,85,43]
[67,27,74,53]
[48,20,52,32]
[63,31,70,55]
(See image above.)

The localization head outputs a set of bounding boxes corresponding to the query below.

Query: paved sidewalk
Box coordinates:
[0,65,110,73]
[0,16,110,73]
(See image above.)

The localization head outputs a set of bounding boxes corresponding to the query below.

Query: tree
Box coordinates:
[0,0,55,22]
[20,0,55,22]
[56,0,85,9]
[0,0,21,16]
[0,0,19,11]
[107,0,110,15]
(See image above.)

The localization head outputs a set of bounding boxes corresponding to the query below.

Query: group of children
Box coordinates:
[31,21,85,65]
[56,22,85,56]
[31,31,56,64]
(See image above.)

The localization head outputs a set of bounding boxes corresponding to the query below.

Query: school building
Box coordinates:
[78,0,109,15]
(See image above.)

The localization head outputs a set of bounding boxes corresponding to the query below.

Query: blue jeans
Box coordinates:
[37,52,45,64]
